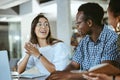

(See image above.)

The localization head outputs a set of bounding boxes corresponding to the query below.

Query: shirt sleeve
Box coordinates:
[72,40,84,64]
[52,42,70,71]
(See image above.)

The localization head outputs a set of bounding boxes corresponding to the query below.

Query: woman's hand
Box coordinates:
[82,73,112,80]
[24,42,40,57]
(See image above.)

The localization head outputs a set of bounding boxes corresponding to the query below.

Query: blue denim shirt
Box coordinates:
[72,25,120,71]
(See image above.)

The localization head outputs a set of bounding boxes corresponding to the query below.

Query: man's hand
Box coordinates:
[82,73,112,80]
[46,71,72,80]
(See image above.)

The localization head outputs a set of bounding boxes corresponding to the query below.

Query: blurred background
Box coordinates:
[0,0,109,71]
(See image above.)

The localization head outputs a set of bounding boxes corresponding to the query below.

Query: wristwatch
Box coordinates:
[37,54,43,59]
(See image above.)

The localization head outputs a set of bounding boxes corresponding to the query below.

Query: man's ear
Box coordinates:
[87,19,93,27]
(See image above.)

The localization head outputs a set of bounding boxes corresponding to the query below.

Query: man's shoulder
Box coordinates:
[77,35,89,45]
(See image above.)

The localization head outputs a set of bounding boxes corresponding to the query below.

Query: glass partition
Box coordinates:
[0,22,21,60]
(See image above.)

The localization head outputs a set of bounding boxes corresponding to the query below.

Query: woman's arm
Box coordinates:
[38,55,56,73]
[24,42,56,73]
[17,54,30,74]
[116,75,120,80]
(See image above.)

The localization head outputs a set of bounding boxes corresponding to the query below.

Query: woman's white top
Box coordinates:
[18,42,70,75]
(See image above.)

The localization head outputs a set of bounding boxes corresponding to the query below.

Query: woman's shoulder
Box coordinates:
[52,42,65,47]
[104,25,117,35]
[50,38,70,49]
[52,42,70,49]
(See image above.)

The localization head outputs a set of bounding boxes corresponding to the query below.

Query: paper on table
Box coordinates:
[19,67,46,78]
[88,63,120,75]
[11,71,19,78]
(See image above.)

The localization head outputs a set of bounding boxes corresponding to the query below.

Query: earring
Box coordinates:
[116,22,120,31]
[88,25,91,28]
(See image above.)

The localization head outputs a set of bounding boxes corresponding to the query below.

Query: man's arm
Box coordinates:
[64,61,80,71]
[46,61,84,80]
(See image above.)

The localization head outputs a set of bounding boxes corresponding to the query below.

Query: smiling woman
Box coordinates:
[17,14,70,75]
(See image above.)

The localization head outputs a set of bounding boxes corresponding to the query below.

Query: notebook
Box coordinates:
[71,63,120,77]
[0,50,12,80]
[19,66,47,78]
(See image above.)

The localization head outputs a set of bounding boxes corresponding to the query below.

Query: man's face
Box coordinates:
[76,11,90,36]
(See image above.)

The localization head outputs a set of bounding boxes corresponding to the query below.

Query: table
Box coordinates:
[13,75,48,80]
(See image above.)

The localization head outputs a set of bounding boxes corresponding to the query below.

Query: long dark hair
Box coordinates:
[108,0,120,17]
[30,14,62,45]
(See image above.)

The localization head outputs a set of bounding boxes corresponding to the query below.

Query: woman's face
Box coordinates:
[107,8,118,29]
[35,17,49,39]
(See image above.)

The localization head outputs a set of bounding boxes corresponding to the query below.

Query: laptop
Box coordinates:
[0,50,47,79]
[0,50,12,80]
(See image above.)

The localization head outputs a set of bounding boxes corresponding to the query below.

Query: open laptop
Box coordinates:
[0,50,48,79]
[0,50,12,80]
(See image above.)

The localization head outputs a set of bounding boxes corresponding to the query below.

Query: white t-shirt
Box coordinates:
[18,42,70,75]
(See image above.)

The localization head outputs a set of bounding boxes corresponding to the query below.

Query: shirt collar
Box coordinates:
[86,25,107,43]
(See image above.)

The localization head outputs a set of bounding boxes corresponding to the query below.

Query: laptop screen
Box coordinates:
[0,50,12,80]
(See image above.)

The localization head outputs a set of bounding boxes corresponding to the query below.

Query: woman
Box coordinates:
[17,14,70,75]
[83,0,120,80]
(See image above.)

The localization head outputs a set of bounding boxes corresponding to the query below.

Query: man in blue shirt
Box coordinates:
[72,25,119,71]
[46,3,120,80]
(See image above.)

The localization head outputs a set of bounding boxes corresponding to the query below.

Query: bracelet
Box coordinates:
[37,54,43,59]
[113,75,116,80]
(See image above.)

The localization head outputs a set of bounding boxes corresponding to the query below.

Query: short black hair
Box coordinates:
[108,0,120,17]
[78,3,104,26]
